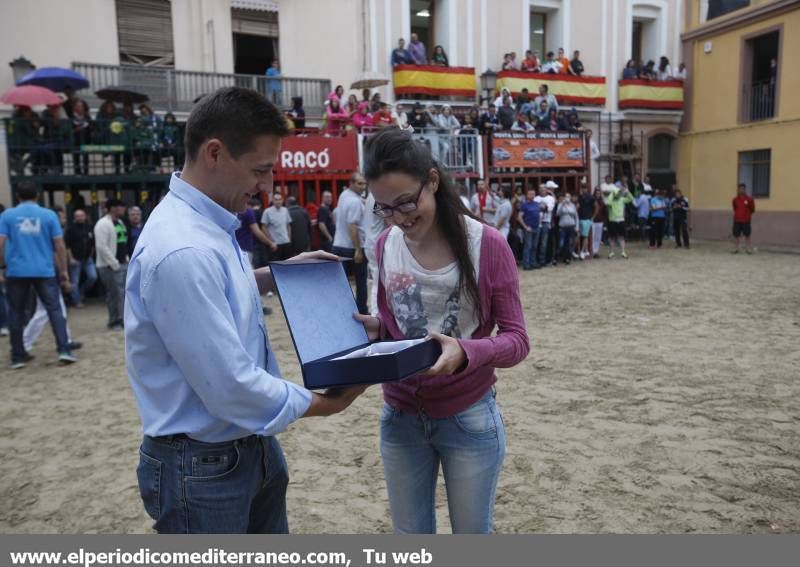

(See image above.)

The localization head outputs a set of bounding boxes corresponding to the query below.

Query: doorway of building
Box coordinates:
[410,0,434,55]
[234,33,276,75]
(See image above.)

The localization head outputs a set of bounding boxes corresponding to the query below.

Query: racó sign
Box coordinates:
[275,135,358,173]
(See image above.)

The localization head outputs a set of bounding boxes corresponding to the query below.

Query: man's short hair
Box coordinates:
[16,181,38,201]
[286,196,298,206]
[184,86,289,162]
[738,183,746,189]
[547,51,554,57]
[540,84,549,93]
[105,198,126,209]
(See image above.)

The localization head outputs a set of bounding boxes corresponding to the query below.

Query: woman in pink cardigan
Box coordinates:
[355,129,530,533]
[325,96,350,136]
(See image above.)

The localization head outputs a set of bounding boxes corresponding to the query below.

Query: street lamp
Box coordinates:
[9,56,35,84]
[479,69,497,106]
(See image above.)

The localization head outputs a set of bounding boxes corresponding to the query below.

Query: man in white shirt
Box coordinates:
[534,184,557,266]
[333,172,368,315]
[94,198,128,330]
[540,51,563,74]
[261,192,292,260]
[469,179,497,224]
[533,84,559,114]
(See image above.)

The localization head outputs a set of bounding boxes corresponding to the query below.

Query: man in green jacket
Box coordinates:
[601,176,634,259]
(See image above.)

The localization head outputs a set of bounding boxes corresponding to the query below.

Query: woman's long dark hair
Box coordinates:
[363,128,482,323]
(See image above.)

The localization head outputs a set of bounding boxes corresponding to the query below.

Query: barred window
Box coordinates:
[738,149,770,198]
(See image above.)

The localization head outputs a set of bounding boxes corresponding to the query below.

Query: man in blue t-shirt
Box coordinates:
[516,188,541,270]
[0,182,77,368]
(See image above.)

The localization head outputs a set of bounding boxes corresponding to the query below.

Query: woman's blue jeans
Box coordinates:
[380,389,506,534]
[558,226,576,261]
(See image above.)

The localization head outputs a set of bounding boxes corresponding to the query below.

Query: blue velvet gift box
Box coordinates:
[270,259,441,389]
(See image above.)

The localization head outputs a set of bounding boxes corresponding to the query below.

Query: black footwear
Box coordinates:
[68,341,83,351]
[23,352,35,362]
[262,306,273,315]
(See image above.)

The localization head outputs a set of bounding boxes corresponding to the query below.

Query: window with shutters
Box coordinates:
[116,0,175,67]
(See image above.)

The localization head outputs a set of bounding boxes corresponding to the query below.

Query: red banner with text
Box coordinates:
[275,135,358,173]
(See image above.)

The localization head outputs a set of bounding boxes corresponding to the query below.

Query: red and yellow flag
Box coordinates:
[393,65,477,97]
[618,79,684,110]
[495,71,606,106]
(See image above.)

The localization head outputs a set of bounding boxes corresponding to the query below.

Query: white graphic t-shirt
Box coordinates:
[380,215,483,339]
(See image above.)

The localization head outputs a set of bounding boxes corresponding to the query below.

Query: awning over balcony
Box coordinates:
[619,79,684,110]
[393,65,477,98]
[495,71,606,107]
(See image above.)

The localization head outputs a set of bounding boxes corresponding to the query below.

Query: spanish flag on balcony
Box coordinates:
[618,79,684,110]
[495,71,606,106]
[393,65,477,97]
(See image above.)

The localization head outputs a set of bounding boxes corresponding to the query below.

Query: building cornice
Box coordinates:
[682,0,800,41]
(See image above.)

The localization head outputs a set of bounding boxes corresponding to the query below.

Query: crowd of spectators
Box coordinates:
[6,94,184,176]
[622,56,687,81]
[390,35,451,67]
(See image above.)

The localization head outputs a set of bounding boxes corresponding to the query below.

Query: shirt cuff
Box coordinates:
[285,380,313,419]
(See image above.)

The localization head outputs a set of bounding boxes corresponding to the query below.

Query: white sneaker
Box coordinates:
[266,291,274,297]
[0,327,8,337]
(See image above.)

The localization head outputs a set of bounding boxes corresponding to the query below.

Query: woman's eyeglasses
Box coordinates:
[372,181,427,218]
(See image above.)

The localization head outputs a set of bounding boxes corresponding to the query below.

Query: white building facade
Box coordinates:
[0,0,686,203]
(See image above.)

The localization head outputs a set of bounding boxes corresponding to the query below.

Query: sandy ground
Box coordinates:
[1,240,798,534]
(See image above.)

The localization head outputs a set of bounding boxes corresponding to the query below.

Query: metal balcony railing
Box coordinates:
[743,80,776,122]
[72,62,331,116]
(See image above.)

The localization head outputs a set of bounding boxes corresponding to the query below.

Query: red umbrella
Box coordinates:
[1,85,62,106]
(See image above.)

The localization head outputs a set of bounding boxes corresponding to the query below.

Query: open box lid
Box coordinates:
[270,259,369,365]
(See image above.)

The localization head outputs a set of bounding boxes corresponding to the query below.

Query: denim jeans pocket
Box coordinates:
[136,450,162,521]
[452,395,498,439]
[379,402,396,424]
[185,443,241,482]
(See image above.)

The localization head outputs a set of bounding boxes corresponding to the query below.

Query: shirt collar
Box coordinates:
[169,172,240,233]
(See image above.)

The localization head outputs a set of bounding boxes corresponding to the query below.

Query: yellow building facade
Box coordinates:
[679,0,800,246]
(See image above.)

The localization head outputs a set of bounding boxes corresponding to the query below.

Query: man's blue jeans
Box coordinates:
[0,281,7,329]
[69,258,98,305]
[380,389,506,534]
[6,277,69,362]
[522,227,540,269]
[137,434,290,534]
[536,224,551,267]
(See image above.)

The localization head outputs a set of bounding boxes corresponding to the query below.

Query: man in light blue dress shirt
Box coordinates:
[125,87,365,534]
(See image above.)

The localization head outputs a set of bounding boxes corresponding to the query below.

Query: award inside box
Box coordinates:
[269,259,441,389]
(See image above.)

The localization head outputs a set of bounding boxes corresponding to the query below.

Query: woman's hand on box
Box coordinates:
[353,313,381,342]
[421,332,467,376]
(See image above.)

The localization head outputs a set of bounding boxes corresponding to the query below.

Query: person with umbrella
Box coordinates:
[7,106,39,175]
[95,101,131,174]
[132,104,161,172]
[70,100,92,175]
[39,104,71,174]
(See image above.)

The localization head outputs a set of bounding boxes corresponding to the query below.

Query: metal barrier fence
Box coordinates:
[358,128,484,178]
[743,80,775,122]
[72,62,331,115]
